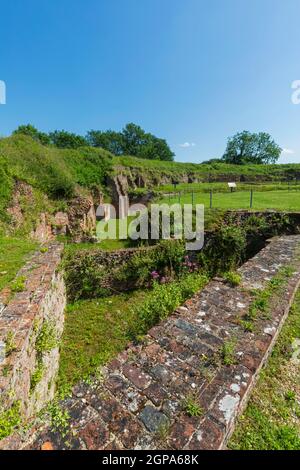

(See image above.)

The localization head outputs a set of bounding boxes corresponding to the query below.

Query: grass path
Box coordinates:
[229,288,300,450]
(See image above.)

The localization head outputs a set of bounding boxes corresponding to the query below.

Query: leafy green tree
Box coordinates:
[138,136,174,161]
[48,130,87,149]
[123,123,174,161]
[87,122,174,161]
[223,131,281,164]
[121,123,148,155]
[86,130,124,155]
[13,124,51,145]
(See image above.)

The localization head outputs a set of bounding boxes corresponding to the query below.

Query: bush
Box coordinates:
[200,225,246,274]
[64,241,187,301]
[63,253,111,300]
[120,240,186,287]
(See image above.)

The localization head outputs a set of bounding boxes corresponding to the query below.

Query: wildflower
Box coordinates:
[151,271,160,280]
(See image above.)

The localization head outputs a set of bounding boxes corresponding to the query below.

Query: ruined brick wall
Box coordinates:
[25,235,300,450]
[0,244,66,420]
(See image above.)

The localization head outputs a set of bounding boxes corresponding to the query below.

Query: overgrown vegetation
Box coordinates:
[58,270,208,394]
[199,213,295,275]
[183,394,203,417]
[57,290,149,393]
[10,275,26,293]
[44,401,70,437]
[116,154,300,181]
[199,225,247,274]
[223,271,242,287]
[0,401,21,440]
[0,237,37,292]
[35,321,58,354]
[30,321,59,393]
[5,331,17,357]
[0,134,112,207]
[129,272,208,338]
[243,266,294,328]
[63,240,188,301]
[229,288,300,450]
[220,339,237,366]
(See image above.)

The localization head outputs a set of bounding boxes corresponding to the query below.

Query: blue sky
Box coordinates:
[1,0,300,163]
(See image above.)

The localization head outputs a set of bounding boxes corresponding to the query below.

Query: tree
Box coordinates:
[121,123,148,155]
[222,131,281,165]
[13,124,51,145]
[48,130,87,149]
[87,122,174,161]
[86,130,124,155]
[138,136,174,161]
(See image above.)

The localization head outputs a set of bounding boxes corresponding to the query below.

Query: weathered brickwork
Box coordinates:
[22,235,300,451]
[0,244,66,426]
[4,235,300,450]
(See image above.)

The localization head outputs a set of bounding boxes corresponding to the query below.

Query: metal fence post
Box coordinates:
[210,190,213,209]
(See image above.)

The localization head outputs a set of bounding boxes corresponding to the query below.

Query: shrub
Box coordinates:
[64,241,187,300]
[199,225,247,274]
[120,240,186,287]
[63,253,111,300]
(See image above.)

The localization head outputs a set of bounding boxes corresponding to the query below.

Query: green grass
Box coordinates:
[0,134,112,204]
[115,155,300,180]
[229,288,300,450]
[0,237,38,292]
[96,215,139,250]
[58,271,209,394]
[155,181,300,194]
[158,190,300,212]
[57,290,149,393]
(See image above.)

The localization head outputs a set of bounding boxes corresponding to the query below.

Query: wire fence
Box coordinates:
[162,186,300,211]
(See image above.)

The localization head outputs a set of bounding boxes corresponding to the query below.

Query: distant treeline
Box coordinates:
[12,125,283,166]
[12,123,174,162]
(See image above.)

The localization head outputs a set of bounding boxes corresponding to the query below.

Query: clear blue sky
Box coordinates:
[1,0,300,163]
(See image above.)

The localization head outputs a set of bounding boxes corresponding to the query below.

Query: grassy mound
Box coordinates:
[0,134,112,226]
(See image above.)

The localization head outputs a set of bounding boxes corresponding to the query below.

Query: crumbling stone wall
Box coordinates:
[0,244,66,423]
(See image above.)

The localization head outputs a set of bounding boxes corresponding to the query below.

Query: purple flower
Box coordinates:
[151,271,160,279]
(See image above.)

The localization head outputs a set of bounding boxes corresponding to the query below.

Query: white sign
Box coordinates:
[228,182,237,188]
